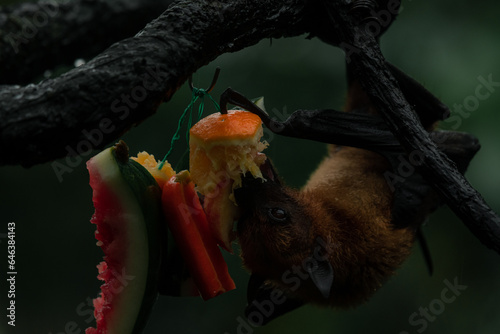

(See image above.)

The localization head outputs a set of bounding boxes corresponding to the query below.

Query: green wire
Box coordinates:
[158,87,221,170]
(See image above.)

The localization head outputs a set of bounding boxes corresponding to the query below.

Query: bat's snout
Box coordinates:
[234,158,280,208]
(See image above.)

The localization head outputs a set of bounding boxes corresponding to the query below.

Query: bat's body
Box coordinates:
[236,83,419,310]
[304,145,414,306]
[238,142,415,308]
[221,64,480,323]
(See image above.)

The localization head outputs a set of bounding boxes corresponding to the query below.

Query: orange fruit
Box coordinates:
[190,110,263,144]
[189,110,268,251]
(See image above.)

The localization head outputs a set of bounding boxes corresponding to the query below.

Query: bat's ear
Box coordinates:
[305,244,334,299]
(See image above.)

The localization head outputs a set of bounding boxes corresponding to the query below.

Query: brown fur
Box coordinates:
[301,146,414,307]
[237,80,423,308]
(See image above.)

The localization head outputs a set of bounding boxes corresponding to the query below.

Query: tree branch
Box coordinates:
[0,0,174,85]
[0,0,309,167]
[318,0,500,254]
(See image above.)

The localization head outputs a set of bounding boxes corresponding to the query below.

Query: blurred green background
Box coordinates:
[1,0,500,333]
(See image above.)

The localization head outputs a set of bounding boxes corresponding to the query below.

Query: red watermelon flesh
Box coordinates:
[86,143,162,334]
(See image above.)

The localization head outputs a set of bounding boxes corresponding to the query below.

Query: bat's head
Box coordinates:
[235,159,335,303]
[235,159,310,267]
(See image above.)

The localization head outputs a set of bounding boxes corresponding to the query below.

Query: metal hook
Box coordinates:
[188,67,221,93]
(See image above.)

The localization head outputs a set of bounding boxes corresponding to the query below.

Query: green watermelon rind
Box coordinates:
[115,154,163,334]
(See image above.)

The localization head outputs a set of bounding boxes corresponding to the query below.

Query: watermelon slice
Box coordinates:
[86,141,163,334]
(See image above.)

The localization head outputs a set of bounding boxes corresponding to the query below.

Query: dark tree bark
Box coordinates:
[0,0,310,167]
[0,0,174,85]
[0,0,499,255]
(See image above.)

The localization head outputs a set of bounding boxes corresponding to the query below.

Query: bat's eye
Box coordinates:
[268,207,287,223]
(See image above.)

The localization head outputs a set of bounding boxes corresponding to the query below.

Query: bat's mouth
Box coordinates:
[240,158,279,190]
[259,158,278,183]
[234,158,280,211]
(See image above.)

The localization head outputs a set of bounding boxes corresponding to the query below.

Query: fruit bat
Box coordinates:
[218,62,480,325]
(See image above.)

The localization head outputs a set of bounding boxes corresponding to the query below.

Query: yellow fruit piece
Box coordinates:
[190,110,268,197]
[189,110,268,251]
[132,152,175,189]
